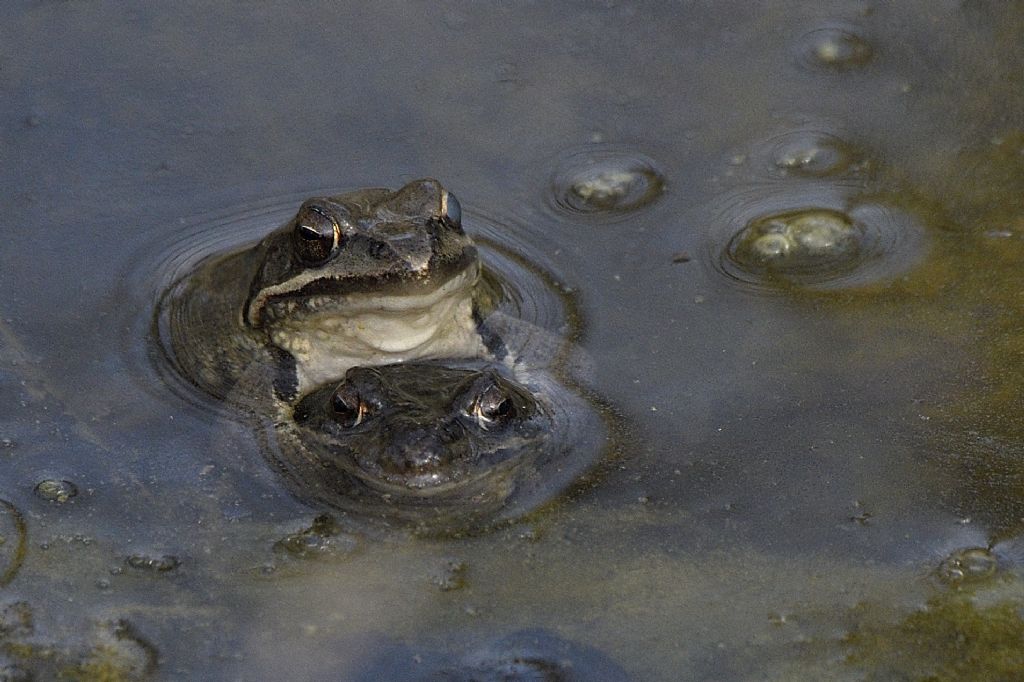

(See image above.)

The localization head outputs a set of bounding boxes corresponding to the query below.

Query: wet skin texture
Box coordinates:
[270,360,606,530]
[293,363,542,490]
[162,178,494,403]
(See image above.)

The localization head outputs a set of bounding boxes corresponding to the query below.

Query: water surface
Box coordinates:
[3,1,1024,679]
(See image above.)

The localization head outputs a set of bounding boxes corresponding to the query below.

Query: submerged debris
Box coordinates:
[936,547,998,587]
[124,554,181,574]
[34,480,77,504]
[430,558,468,592]
[273,514,358,559]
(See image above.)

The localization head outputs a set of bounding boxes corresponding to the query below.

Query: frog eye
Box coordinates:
[293,206,340,265]
[468,380,516,427]
[441,191,462,231]
[331,383,369,428]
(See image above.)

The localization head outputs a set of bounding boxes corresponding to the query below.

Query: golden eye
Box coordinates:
[331,383,367,428]
[470,381,515,427]
[293,206,340,265]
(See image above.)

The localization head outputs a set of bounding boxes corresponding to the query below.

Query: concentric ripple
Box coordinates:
[707,186,929,293]
[122,188,326,420]
[795,24,874,70]
[467,208,580,338]
[547,146,665,219]
[765,129,862,178]
[723,123,870,187]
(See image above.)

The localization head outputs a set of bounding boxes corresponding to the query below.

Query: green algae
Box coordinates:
[885,133,1024,539]
[844,593,1024,681]
[911,133,1024,439]
[0,612,156,682]
[775,129,1024,539]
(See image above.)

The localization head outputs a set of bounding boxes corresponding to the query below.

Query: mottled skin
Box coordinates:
[269,360,606,530]
[161,179,497,404]
[292,363,541,490]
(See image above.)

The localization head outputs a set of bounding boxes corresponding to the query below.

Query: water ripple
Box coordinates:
[545,145,665,221]
[703,183,929,295]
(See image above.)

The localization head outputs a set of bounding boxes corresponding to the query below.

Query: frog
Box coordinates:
[159,178,500,405]
[266,357,608,531]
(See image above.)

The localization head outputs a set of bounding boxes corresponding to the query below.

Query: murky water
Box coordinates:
[3,1,1024,679]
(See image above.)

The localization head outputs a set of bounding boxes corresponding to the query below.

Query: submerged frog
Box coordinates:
[268,358,607,530]
[161,179,498,403]
[352,629,631,681]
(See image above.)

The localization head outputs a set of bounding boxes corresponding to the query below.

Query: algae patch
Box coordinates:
[844,592,1024,681]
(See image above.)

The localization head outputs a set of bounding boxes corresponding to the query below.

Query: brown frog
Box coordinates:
[161,179,497,402]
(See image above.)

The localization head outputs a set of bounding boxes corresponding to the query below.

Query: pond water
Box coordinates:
[3,1,1024,679]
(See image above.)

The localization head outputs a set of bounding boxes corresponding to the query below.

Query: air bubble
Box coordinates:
[770,131,859,178]
[549,147,665,218]
[273,514,358,559]
[797,26,874,70]
[125,554,181,573]
[709,191,928,294]
[727,208,864,279]
[0,501,27,587]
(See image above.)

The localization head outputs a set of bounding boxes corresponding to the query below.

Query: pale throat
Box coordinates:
[268,272,487,393]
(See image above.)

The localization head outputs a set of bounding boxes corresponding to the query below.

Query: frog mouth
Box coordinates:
[244,250,479,328]
[255,261,477,323]
[315,448,527,525]
[349,446,527,498]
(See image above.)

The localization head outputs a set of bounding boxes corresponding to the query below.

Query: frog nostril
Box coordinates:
[368,240,393,259]
[403,449,441,473]
[385,441,442,474]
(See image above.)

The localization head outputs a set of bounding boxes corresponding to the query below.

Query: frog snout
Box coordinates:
[382,422,467,475]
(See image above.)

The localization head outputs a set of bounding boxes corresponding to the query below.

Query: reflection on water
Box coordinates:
[2,0,1024,679]
[794,23,875,71]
